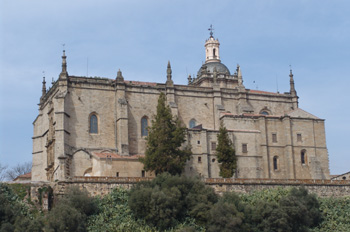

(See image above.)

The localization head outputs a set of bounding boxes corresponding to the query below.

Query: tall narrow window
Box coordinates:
[90,114,98,134]
[141,116,148,137]
[273,156,278,170]
[242,144,248,153]
[189,119,196,129]
[272,133,277,143]
[213,48,216,58]
[301,150,306,164]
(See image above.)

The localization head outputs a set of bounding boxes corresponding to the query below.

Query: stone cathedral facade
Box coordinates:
[32,34,330,181]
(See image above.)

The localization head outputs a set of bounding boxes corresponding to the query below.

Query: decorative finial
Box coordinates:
[51,77,55,85]
[188,74,192,85]
[42,75,47,97]
[59,47,68,79]
[116,69,124,82]
[289,66,296,96]
[167,61,172,81]
[237,64,243,86]
[208,24,214,38]
[166,61,174,86]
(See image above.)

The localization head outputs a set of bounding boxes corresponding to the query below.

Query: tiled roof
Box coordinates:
[14,172,31,181]
[125,80,157,86]
[93,152,144,160]
[249,90,278,95]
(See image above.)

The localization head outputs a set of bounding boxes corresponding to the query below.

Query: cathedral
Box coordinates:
[31,32,330,181]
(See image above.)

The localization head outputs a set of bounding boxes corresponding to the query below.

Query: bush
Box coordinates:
[129,173,217,230]
[244,187,321,232]
[0,183,43,232]
[45,186,98,232]
[310,196,350,232]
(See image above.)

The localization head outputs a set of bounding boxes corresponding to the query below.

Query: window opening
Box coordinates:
[260,111,269,115]
[142,170,145,177]
[90,114,98,134]
[189,119,196,129]
[272,133,277,143]
[301,150,306,164]
[116,172,119,177]
[141,116,148,136]
[273,156,278,170]
[242,144,248,153]
[297,133,302,142]
[198,157,202,163]
[211,142,217,150]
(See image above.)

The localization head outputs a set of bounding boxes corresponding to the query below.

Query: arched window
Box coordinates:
[213,48,216,58]
[260,111,269,115]
[273,156,278,170]
[90,114,98,134]
[301,150,307,164]
[189,119,196,129]
[141,116,148,137]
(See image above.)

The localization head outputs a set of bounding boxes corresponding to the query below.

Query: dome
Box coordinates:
[197,62,231,76]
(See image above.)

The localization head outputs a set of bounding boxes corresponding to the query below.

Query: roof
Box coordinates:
[286,108,320,119]
[13,172,31,181]
[124,80,157,86]
[249,89,280,95]
[93,152,144,160]
[331,171,350,180]
[198,62,231,76]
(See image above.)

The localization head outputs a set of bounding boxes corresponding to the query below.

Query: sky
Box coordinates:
[0,0,349,175]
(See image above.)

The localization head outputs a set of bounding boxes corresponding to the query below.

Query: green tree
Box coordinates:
[45,186,98,232]
[129,173,217,230]
[141,92,191,175]
[216,122,237,178]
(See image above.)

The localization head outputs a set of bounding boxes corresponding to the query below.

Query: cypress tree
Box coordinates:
[216,122,237,178]
[141,92,191,175]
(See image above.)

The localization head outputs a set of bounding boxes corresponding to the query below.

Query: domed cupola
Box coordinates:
[196,25,231,78]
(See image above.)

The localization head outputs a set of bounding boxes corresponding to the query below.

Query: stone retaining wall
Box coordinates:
[49,177,350,198]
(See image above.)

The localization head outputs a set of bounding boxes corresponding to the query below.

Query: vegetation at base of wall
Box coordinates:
[216,122,237,178]
[1,181,350,231]
[0,183,42,232]
[129,173,217,230]
[141,92,192,175]
[310,196,350,232]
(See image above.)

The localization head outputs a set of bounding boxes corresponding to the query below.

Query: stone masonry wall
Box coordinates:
[47,177,350,198]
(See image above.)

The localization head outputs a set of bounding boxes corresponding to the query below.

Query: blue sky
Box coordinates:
[0,0,349,175]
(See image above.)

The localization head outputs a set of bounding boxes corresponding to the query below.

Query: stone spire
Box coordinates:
[289,69,297,96]
[59,50,68,79]
[42,76,47,97]
[166,61,174,86]
[237,64,243,86]
[116,69,124,82]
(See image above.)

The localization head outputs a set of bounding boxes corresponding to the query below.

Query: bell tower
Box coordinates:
[205,25,220,63]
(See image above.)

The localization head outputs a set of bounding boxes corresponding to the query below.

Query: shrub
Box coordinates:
[45,186,98,232]
[129,173,217,230]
